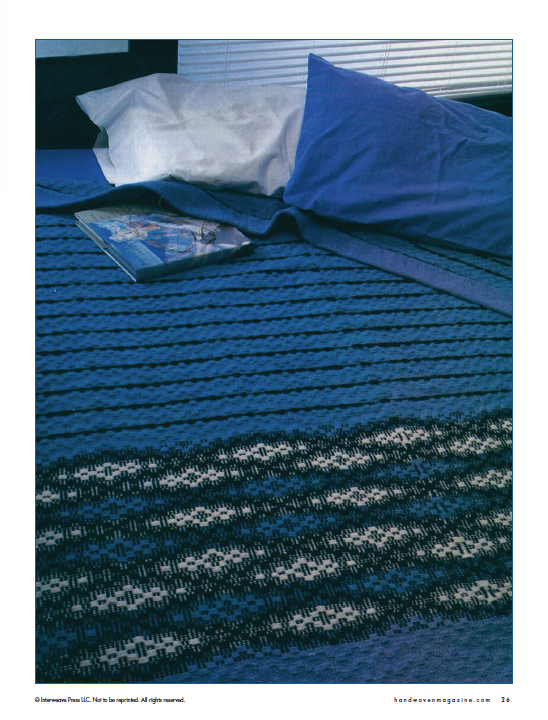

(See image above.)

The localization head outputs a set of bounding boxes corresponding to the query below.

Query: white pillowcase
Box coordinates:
[77,73,306,195]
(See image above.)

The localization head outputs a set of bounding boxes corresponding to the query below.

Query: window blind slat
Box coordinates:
[178,39,510,54]
[178,61,510,80]
[177,39,512,98]
[177,53,511,72]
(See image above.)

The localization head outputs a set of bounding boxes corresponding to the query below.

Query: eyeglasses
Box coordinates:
[126,208,218,254]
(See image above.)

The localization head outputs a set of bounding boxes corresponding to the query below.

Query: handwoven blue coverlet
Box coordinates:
[36,178,512,684]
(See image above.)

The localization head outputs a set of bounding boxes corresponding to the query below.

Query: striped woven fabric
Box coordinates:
[35,180,512,683]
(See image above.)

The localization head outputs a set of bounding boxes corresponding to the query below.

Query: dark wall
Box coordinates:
[36,40,178,149]
[458,93,512,117]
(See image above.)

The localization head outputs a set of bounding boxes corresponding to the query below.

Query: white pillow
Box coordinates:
[77,73,306,195]
[91,129,121,186]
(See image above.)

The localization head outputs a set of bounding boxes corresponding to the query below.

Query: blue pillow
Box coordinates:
[283,54,512,258]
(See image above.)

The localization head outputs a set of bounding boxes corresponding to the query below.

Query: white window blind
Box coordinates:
[178,39,512,98]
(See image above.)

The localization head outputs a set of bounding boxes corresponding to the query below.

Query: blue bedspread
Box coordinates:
[35,178,512,684]
[37,178,512,316]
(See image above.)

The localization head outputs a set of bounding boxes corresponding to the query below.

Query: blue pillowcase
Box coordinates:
[283,54,512,258]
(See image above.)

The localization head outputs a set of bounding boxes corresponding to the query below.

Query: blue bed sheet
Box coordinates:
[36,149,109,184]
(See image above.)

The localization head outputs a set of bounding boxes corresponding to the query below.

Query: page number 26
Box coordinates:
[501,697,510,702]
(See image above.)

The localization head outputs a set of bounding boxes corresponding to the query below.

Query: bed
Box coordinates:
[35,56,512,684]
